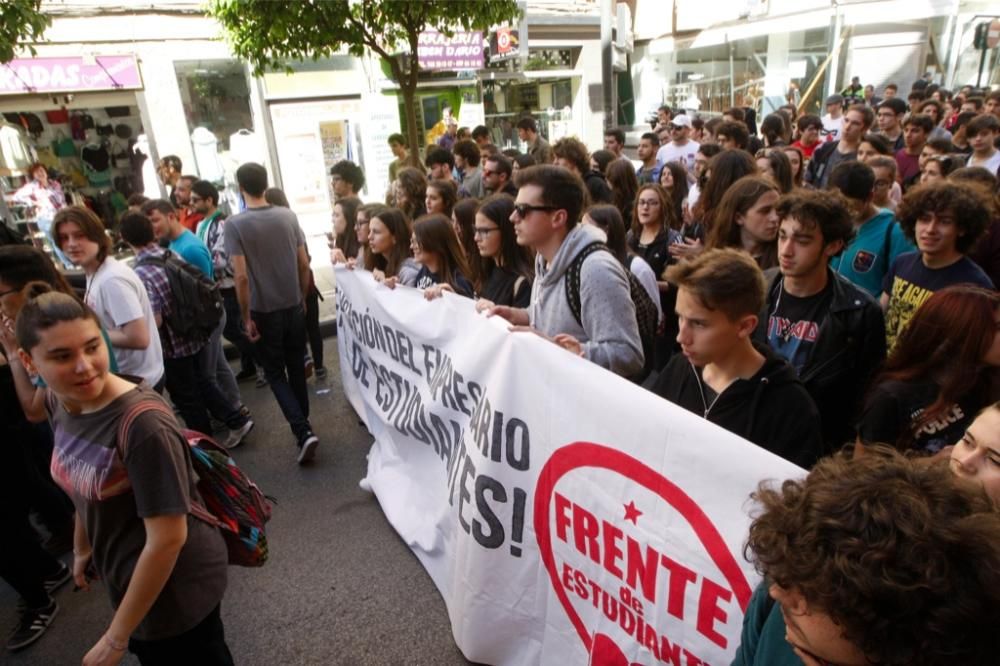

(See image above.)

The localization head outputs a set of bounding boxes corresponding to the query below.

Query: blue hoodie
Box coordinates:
[830,209,914,298]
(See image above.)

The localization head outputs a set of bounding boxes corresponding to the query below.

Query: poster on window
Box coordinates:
[319,120,348,203]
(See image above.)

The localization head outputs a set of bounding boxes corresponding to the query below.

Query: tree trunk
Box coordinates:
[401,84,423,171]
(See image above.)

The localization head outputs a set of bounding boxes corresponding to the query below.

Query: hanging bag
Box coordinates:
[117,399,274,567]
[46,108,69,124]
[52,131,76,157]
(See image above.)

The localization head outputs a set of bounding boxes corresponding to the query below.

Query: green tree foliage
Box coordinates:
[210,0,520,167]
[0,0,50,64]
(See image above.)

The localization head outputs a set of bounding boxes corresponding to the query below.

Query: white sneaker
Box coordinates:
[223,419,254,449]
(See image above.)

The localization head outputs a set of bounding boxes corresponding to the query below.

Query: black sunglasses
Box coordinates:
[513,203,559,218]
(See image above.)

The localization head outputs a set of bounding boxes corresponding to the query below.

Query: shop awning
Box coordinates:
[0,55,142,95]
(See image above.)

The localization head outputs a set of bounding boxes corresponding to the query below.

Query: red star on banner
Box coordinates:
[623,501,642,525]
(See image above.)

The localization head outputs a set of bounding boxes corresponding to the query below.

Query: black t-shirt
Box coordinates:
[857,379,978,454]
[628,228,672,279]
[414,265,475,298]
[765,281,833,374]
[883,252,994,351]
[480,266,531,308]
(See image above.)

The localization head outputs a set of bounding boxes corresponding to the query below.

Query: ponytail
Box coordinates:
[15,281,100,352]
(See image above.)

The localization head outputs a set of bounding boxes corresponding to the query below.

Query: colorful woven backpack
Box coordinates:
[117,399,273,567]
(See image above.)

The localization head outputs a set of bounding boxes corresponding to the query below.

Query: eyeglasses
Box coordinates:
[474,227,499,237]
[513,203,558,218]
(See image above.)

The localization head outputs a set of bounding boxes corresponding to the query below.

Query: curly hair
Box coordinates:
[746,446,1000,665]
[897,181,989,253]
[329,160,365,192]
[394,167,427,221]
[775,188,854,251]
[552,136,591,175]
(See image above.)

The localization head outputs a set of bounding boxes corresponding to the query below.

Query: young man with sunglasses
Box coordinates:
[655,114,700,172]
[487,165,643,377]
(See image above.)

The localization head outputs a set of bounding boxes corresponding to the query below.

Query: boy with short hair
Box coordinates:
[965,113,1000,175]
[635,132,662,185]
[652,248,823,468]
[881,181,994,350]
[827,160,914,298]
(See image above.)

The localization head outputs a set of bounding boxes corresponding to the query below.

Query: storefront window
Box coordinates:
[174,59,253,151]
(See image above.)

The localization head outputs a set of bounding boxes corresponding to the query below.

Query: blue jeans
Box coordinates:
[252,305,310,441]
[200,308,241,408]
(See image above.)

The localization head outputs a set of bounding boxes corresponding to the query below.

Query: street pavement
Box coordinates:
[0,338,473,665]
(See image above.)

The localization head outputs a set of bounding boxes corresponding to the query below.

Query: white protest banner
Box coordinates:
[335,268,804,665]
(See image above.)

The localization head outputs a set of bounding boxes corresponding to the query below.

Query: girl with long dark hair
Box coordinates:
[412,214,474,299]
[1,283,232,664]
[704,175,779,270]
[606,158,639,229]
[755,149,794,194]
[425,179,457,217]
[451,198,482,288]
[328,195,361,264]
[658,162,689,228]
[368,207,420,288]
[472,195,534,308]
[858,285,1000,453]
[393,167,427,221]
[673,149,758,260]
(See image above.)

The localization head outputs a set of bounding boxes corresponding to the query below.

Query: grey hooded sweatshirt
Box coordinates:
[529,223,644,377]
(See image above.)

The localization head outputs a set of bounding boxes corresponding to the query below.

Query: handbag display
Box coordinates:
[52,131,76,158]
[45,108,69,124]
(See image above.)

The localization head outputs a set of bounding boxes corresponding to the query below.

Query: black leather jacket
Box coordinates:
[753,268,886,451]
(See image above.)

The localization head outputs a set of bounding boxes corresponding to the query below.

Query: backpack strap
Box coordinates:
[564,242,610,327]
[881,218,895,272]
[116,398,222,529]
[116,398,174,460]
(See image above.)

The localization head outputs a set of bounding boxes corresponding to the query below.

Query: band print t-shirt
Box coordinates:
[882,251,994,351]
[858,379,977,453]
[766,282,832,374]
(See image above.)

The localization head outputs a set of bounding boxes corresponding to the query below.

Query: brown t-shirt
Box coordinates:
[47,382,227,641]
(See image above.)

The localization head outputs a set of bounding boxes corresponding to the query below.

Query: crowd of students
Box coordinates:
[1,74,999,663]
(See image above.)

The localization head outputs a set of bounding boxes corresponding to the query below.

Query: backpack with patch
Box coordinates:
[136,250,223,340]
[564,242,658,383]
[118,399,273,567]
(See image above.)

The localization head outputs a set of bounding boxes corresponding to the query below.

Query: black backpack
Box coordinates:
[137,250,223,340]
[565,242,658,383]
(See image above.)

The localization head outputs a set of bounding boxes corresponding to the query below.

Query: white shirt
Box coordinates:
[85,256,164,386]
[687,181,701,211]
[627,255,664,324]
[821,114,843,142]
[656,140,700,171]
[968,150,1000,177]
